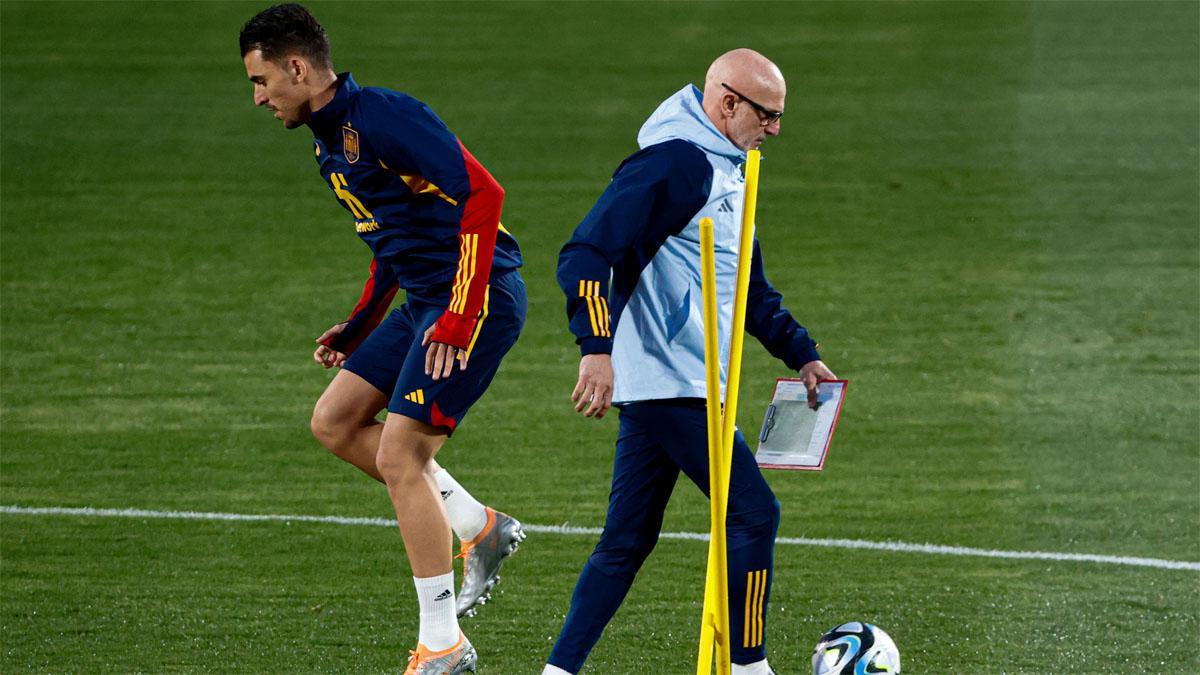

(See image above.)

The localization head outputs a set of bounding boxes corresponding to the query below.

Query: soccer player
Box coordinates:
[240,5,525,672]
[545,49,837,674]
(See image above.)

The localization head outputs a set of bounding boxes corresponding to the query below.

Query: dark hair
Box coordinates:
[239,3,332,69]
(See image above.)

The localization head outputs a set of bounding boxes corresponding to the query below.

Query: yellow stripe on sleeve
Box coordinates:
[597,295,611,337]
[450,234,480,314]
[450,235,469,313]
[592,281,608,337]
[452,236,467,314]
[579,279,597,337]
[461,234,479,313]
[584,296,600,337]
[578,280,613,338]
[468,234,479,311]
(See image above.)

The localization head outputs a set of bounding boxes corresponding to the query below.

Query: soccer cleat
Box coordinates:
[455,507,525,618]
[403,633,477,674]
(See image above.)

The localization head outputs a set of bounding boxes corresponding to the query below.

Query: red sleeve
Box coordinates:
[322,257,399,354]
[430,140,503,349]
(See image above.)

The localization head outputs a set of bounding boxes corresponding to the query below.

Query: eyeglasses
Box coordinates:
[721,83,783,126]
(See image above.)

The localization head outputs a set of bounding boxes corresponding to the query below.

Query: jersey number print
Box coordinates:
[330,172,379,232]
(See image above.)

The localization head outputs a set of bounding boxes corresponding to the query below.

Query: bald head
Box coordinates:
[701,48,786,150]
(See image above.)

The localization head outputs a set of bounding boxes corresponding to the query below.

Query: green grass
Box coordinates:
[3,1,1197,672]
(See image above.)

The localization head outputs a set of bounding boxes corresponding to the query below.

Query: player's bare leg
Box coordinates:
[377,412,473,667]
[378,413,453,575]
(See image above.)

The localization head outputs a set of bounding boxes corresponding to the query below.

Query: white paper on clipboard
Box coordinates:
[755,379,847,471]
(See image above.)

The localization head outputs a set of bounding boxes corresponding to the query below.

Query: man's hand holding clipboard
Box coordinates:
[756,377,848,471]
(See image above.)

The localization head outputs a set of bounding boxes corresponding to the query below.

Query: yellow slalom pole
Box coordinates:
[722,150,761,466]
[700,148,763,672]
[717,148,762,667]
[696,216,728,675]
[697,148,763,675]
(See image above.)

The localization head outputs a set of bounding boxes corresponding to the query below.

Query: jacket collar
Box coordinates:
[308,72,358,133]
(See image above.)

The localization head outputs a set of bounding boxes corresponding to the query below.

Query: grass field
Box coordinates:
[2,1,1198,672]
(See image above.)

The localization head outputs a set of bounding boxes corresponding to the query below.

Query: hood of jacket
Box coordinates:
[636,84,746,163]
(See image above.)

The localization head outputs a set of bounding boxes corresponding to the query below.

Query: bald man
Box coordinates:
[545,50,836,673]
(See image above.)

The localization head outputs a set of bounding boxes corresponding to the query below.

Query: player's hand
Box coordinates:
[422,323,467,381]
[799,359,837,410]
[571,353,614,419]
[314,323,349,369]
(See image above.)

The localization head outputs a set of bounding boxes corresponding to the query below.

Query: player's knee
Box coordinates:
[309,403,344,451]
[374,446,424,485]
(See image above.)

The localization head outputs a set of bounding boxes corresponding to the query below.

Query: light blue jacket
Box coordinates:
[558,85,820,404]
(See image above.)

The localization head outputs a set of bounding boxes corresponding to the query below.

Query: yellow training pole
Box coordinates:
[696,217,729,675]
[717,149,760,668]
[697,148,763,675]
[722,149,761,473]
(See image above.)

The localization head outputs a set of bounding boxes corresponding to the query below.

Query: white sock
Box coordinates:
[434,469,489,542]
[732,659,771,675]
[542,666,573,675]
[413,572,459,651]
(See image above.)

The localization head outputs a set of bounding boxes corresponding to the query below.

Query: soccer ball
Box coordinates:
[812,622,901,674]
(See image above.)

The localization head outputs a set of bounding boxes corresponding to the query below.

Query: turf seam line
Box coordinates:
[3,504,1197,572]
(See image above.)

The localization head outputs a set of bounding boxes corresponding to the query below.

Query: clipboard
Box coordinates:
[755,379,848,471]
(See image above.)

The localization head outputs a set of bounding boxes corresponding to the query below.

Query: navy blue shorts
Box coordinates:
[342,270,526,433]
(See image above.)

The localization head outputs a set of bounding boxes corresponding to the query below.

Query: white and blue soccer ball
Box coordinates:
[812,621,901,674]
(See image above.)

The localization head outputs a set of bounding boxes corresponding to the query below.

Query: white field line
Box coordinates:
[2,504,1197,572]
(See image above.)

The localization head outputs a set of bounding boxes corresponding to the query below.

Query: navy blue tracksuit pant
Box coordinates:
[548,399,782,671]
